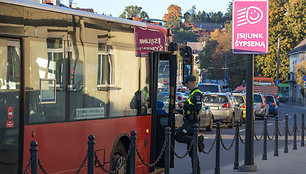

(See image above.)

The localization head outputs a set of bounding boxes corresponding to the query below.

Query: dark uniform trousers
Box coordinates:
[175,88,203,174]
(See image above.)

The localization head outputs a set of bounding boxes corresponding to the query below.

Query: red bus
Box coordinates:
[0,0,193,173]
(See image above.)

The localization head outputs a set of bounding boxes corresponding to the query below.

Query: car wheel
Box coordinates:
[111,141,129,174]
[206,117,213,131]
[228,115,234,128]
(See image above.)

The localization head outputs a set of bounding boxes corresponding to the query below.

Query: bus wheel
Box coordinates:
[111,142,128,174]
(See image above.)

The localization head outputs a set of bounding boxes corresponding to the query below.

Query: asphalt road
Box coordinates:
[170,103,306,174]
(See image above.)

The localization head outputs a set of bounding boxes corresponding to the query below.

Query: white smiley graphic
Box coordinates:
[247,6,263,24]
[236,6,264,27]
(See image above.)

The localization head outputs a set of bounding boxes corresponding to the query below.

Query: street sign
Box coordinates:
[275,80,280,86]
[232,0,269,54]
[302,75,306,81]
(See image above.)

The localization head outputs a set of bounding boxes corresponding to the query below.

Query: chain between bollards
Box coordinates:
[274,115,279,156]
[192,124,198,174]
[262,116,267,160]
[234,121,240,170]
[302,113,305,147]
[293,114,297,150]
[284,114,289,153]
[165,127,171,174]
[215,121,221,174]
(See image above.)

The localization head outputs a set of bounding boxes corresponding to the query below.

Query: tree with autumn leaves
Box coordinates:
[197,22,247,88]
[256,0,305,82]
[295,60,306,90]
[198,0,305,88]
[163,5,183,30]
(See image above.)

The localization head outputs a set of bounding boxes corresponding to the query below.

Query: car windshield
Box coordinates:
[234,96,244,104]
[198,85,219,92]
[265,96,274,103]
[204,95,228,103]
[254,94,262,102]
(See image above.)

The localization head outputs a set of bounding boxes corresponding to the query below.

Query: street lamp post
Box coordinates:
[277,37,280,82]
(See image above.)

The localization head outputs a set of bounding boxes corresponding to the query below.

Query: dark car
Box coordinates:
[264,95,279,116]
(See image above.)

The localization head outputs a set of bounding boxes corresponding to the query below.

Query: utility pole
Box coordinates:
[277,37,280,82]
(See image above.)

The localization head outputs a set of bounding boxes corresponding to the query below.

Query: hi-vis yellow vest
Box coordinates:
[185,88,203,117]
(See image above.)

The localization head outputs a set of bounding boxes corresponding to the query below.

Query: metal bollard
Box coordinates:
[274,115,279,156]
[215,122,221,174]
[192,124,198,174]
[302,113,305,147]
[130,131,136,174]
[293,114,297,150]
[233,121,240,170]
[30,141,38,174]
[164,127,171,174]
[284,114,289,153]
[88,135,95,174]
[262,116,267,160]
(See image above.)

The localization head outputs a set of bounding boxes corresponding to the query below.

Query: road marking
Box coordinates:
[267,123,273,126]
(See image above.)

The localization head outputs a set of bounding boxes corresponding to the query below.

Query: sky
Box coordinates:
[61,0,233,19]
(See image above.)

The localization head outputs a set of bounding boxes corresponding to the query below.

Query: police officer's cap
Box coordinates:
[183,75,196,86]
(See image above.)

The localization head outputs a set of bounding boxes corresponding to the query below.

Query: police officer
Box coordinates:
[175,75,204,174]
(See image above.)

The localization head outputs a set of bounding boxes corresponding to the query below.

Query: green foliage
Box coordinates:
[255,0,305,83]
[119,5,149,19]
[197,40,218,69]
[172,30,198,44]
[183,2,232,24]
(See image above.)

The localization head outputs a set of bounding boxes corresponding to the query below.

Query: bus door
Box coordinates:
[0,37,22,174]
[150,51,177,171]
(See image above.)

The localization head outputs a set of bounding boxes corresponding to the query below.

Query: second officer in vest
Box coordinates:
[176,75,204,174]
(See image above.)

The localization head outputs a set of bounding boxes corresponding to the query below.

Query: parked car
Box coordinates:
[197,83,223,93]
[264,95,279,116]
[203,93,243,128]
[278,92,289,103]
[175,104,213,131]
[254,93,269,118]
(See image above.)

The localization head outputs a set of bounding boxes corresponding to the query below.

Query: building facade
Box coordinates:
[287,38,306,105]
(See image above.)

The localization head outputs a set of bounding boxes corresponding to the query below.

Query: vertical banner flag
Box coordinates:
[134,26,167,57]
[232,0,269,54]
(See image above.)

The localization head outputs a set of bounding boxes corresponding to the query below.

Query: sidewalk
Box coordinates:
[281,103,306,111]
[220,144,306,174]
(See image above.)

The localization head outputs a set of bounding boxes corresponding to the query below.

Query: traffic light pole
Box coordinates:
[239,54,257,172]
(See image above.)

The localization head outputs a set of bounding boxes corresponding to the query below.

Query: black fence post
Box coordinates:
[130,131,136,174]
[88,135,95,174]
[234,121,240,170]
[192,124,198,174]
[293,114,297,150]
[215,122,221,174]
[284,114,289,153]
[262,116,267,160]
[302,113,305,147]
[165,127,171,174]
[274,115,279,156]
[30,141,38,174]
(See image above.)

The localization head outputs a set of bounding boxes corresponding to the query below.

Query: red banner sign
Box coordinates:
[134,27,167,56]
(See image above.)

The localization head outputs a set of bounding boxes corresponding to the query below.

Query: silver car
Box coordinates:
[203,93,243,128]
[175,104,213,131]
[254,93,269,118]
